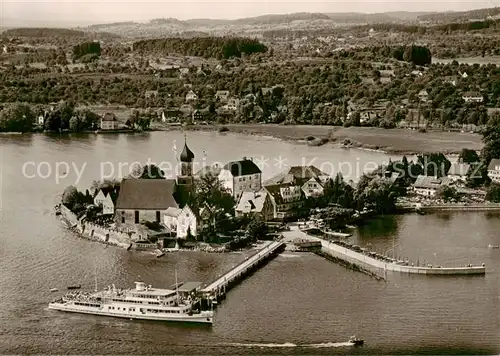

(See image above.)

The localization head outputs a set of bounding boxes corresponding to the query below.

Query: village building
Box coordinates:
[94,187,119,215]
[215,90,230,102]
[447,161,471,182]
[185,90,198,102]
[487,159,500,183]
[264,165,331,198]
[114,138,198,238]
[179,68,189,78]
[412,175,451,197]
[218,158,262,199]
[462,91,484,103]
[162,109,182,123]
[192,109,204,122]
[264,183,304,219]
[144,90,159,99]
[163,205,198,238]
[418,90,429,102]
[225,98,240,111]
[235,190,274,220]
[100,113,118,130]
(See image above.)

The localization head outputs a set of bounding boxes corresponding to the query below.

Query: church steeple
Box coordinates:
[179,133,195,163]
[177,134,194,197]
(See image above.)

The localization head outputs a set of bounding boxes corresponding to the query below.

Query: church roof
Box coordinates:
[116,178,178,210]
[180,141,195,162]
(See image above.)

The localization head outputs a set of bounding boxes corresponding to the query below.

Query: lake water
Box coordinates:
[0,131,498,354]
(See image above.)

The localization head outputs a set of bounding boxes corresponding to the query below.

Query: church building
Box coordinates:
[114,136,199,239]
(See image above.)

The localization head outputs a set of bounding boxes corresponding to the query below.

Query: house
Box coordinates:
[265,183,304,219]
[447,162,471,182]
[225,98,240,111]
[162,109,182,123]
[215,90,230,102]
[487,159,500,183]
[218,157,262,199]
[196,67,207,76]
[461,72,468,78]
[93,188,118,215]
[411,70,423,77]
[145,90,159,99]
[179,68,190,77]
[235,190,274,220]
[163,205,198,239]
[418,90,429,102]
[100,113,118,130]
[412,175,451,197]
[192,109,203,122]
[264,165,331,198]
[163,65,180,77]
[185,90,198,102]
[37,115,44,126]
[462,91,483,103]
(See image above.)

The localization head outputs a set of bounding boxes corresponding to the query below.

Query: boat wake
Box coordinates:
[224,342,297,348]
[222,341,354,348]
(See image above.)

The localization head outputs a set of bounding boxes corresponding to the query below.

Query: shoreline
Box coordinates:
[3,124,482,155]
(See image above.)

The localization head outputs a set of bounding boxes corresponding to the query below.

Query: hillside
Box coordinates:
[418,6,500,23]
[2,28,86,37]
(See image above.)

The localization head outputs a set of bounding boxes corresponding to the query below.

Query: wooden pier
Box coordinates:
[200,240,285,304]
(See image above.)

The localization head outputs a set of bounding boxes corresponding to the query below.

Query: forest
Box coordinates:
[132,37,268,59]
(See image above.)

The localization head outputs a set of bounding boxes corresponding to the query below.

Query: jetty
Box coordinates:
[282,229,486,276]
[200,240,285,303]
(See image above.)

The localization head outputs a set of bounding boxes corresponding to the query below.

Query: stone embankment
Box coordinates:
[58,204,134,249]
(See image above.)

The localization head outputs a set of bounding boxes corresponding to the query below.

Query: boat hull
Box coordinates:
[48,303,213,324]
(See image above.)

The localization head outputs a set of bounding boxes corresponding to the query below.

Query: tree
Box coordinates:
[130,164,165,179]
[459,148,480,164]
[321,173,355,208]
[0,103,35,132]
[193,172,235,218]
[486,184,500,203]
[418,153,451,178]
[435,185,457,202]
[481,126,500,164]
[246,216,268,241]
[355,175,397,214]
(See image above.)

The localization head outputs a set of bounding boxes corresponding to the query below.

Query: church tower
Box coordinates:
[177,134,195,190]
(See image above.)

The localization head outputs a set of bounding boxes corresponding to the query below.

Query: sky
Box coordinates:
[1,0,499,26]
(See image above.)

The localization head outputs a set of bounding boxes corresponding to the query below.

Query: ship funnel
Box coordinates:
[135,281,146,291]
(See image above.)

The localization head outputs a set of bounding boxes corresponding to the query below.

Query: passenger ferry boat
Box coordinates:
[48,281,213,324]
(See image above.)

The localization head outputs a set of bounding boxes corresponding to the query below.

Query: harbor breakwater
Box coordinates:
[319,239,486,276]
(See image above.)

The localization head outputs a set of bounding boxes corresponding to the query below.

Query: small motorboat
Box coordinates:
[67,285,81,290]
[488,244,500,249]
[349,336,364,346]
[49,288,58,292]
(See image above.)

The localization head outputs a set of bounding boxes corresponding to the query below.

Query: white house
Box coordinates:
[462,91,483,103]
[185,90,198,102]
[94,189,117,215]
[37,115,44,125]
[412,175,451,197]
[461,72,468,78]
[163,205,198,239]
[218,158,262,199]
[488,159,500,183]
[447,162,471,182]
[265,183,304,219]
[100,113,118,130]
[301,177,326,198]
[215,90,230,102]
[418,90,429,102]
[225,98,240,111]
[235,190,274,220]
